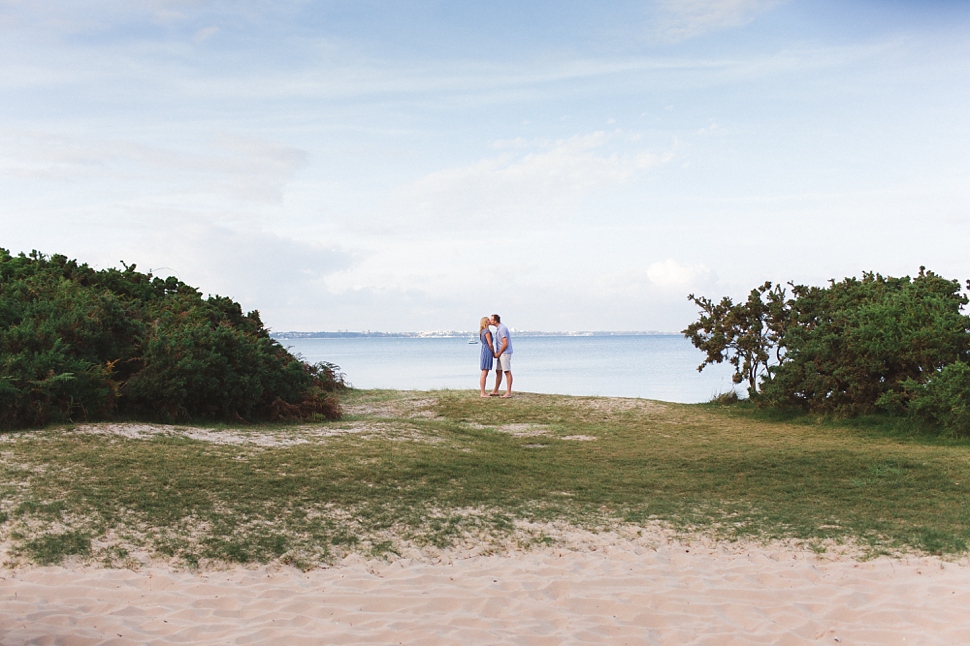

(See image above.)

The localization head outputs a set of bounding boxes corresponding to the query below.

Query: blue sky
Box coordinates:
[2,1,969,332]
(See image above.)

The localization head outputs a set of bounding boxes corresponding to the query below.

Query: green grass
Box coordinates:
[23,531,91,565]
[1,388,969,567]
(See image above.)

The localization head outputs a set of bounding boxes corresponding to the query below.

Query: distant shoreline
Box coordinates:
[270,330,678,340]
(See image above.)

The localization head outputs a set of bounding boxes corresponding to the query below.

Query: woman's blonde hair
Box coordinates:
[479,317,490,333]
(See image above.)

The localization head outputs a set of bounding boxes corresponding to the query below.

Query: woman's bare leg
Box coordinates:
[480,370,490,396]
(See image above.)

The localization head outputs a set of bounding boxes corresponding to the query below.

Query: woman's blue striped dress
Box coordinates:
[480,328,494,371]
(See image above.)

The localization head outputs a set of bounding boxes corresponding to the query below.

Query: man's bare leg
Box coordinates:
[491,368,503,395]
[501,371,513,397]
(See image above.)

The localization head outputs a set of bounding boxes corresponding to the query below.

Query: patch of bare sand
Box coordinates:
[343,396,439,419]
[537,394,668,423]
[2,527,969,645]
[466,424,596,441]
[67,421,439,447]
[493,423,552,437]
[568,396,665,414]
[461,421,550,436]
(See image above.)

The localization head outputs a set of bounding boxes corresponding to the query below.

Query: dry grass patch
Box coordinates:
[342,390,440,419]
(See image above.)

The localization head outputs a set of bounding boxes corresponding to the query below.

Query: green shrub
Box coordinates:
[709,390,741,405]
[0,248,344,429]
[897,362,970,437]
[762,270,969,415]
[685,267,970,426]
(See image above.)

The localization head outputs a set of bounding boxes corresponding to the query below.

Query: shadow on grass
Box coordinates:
[706,398,970,448]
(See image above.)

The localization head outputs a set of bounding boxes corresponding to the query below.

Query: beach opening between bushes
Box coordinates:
[2,389,970,644]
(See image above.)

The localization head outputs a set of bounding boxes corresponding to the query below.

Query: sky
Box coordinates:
[2,0,969,333]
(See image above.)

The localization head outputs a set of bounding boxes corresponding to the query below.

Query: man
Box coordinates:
[489,313,513,398]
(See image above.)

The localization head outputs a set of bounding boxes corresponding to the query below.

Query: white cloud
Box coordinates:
[194,25,219,42]
[391,131,670,230]
[0,130,308,203]
[593,259,715,298]
[654,0,785,43]
[647,259,714,289]
[138,223,354,314]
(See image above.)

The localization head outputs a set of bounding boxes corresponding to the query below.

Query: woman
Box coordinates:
[478,316,494,397]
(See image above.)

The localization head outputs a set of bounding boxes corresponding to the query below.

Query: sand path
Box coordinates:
[3,538,969,645]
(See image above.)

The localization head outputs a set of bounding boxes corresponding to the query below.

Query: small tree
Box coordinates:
[683,281,790,394]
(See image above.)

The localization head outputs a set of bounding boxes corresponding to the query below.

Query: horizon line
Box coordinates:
[270,329,681,339]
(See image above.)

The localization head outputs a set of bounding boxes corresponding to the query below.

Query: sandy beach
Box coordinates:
[3,530,969,645]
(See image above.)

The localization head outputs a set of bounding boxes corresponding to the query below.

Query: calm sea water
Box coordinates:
[278,335,740,404]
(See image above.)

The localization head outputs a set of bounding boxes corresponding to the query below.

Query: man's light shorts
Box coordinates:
[496,354,512,372]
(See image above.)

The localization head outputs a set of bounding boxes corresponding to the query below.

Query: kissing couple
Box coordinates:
[478,314,513,398]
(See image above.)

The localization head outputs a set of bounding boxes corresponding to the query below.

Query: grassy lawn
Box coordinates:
[1,388,969,567]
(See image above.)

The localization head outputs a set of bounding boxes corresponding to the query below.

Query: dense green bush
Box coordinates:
[685,268,970,434]
[0,248,343,430]
[895,362,970,438]
[763,270,969,415]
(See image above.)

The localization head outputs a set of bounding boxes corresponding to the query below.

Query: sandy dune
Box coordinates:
[3,535,969,645]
